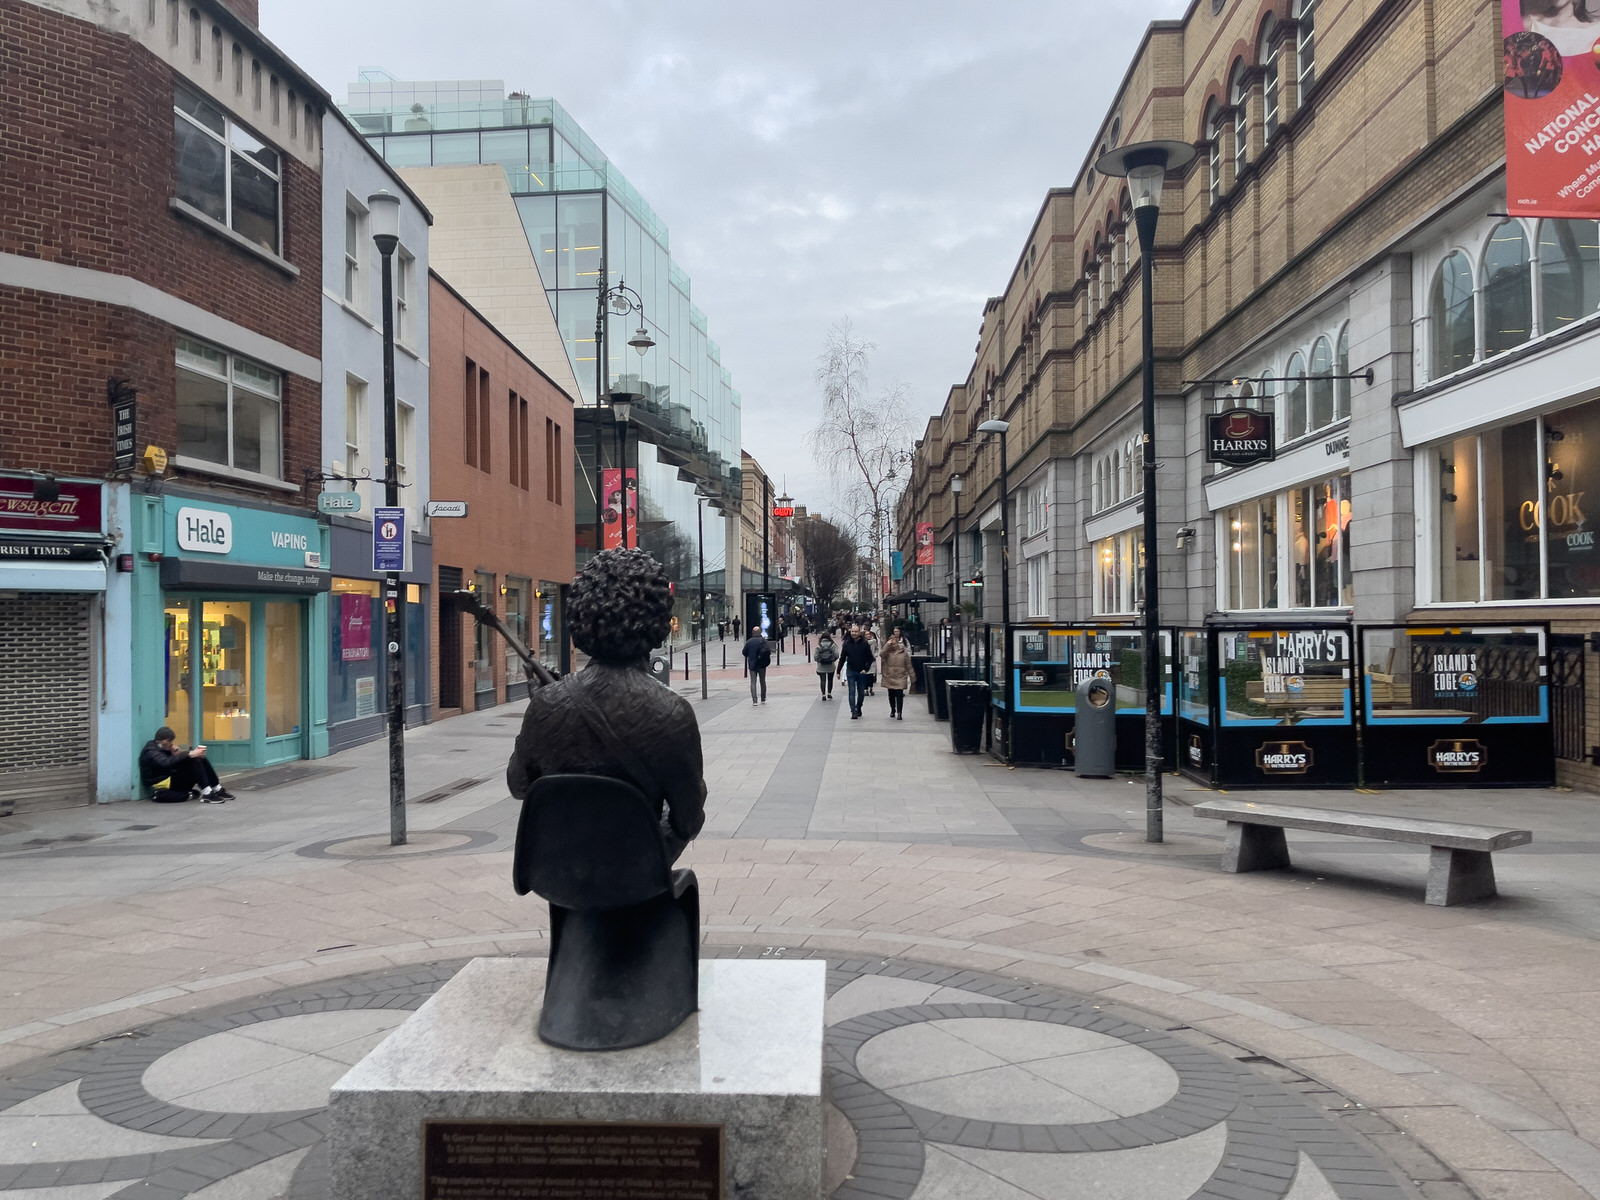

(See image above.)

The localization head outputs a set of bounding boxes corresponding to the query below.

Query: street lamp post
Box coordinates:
[592,271,653,557]
[1095,138,1196,844]
[977,420,1010,754]
[697,496,708,700]
[950,473,963,662]
[368,190,406,847]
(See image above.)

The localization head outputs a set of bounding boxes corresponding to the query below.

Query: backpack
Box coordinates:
[755,644,772,670]
[816,643,838,667]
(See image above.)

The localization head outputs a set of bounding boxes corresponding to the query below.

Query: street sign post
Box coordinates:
[373,507,406,572]
[425,500,469,518]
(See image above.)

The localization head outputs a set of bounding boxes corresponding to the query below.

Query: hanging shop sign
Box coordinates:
[318,491,362,515]
[1206,409,1276,467]
[1502,7,1600,217]
[0,478,102,535]
[109,379,138,471]
[425,500,468,518]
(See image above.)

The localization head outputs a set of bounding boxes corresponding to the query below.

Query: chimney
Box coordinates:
[217,0,259,26]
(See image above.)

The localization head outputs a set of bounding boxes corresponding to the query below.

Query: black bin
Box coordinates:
[910,655,931,695]
[926,665,967,719]
[948,681,989,754]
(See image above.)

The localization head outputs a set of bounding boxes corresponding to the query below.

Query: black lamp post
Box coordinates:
[592,273,653,555]
[977,419,1010,748]
[1095,138,1196,844]
[368,189,406,847]
[950,473,963,661]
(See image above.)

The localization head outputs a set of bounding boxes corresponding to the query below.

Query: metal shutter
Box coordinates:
[0,594,94,815]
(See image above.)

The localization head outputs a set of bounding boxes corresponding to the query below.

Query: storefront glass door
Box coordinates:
[264,601,302,747]
[164,603,194,739]
[201,600,252,744]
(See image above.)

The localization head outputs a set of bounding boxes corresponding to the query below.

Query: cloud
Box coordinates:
[262,0,1185,522]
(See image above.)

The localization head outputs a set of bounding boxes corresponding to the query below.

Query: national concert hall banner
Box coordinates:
[1504,4,1600,216]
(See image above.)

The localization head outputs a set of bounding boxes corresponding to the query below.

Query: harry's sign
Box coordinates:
[1206,409,1276,467]
[1428,739,1488,774]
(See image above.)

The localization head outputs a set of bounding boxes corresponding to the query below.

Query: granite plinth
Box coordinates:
[327,956,824,1200]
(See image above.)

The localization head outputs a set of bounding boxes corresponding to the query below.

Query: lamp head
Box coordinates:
[612,395,633,424]
[950,474,963,494]
[366,190,401,252]
[977,419,1010,435]
[628,326,654,357]
[1092,139,1196,215]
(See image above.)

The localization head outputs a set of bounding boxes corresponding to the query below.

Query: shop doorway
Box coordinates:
[162,597,306,769]
[0,594,94,814]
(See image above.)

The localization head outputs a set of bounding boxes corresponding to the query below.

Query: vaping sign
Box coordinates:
[1256,740,1313,775]
[1205,409,1276,467]
[1429,739,1488,774]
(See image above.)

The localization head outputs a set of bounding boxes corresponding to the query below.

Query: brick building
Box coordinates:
[898,0,1600,789]
[0,0,328,809]
[428,272,575,715]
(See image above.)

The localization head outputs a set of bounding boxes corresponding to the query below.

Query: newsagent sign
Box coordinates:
[1205,409,1275,467]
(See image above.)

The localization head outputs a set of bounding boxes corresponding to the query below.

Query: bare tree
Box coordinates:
[793,516,857,611]
[808,319,913,600]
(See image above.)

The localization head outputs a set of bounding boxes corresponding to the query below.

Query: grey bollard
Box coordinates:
[1073,676,1116,778]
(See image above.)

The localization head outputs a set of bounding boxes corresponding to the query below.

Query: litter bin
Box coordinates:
[948,681,989,754]
[926,664,966,719]
[1073,675,1116,778]
[910,655,931,695]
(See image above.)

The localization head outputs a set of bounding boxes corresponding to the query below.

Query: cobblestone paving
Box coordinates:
[0,950,1419,1199]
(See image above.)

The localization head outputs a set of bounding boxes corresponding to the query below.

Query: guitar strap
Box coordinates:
[563,671,664,803]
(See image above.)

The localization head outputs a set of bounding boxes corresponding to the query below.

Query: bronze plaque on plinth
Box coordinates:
[423,1119,724,1199]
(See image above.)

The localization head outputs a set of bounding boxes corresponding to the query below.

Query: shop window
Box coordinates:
[1435,436,1482,603]
[473,571,496,702]
[1478,420,1542,599]
[504,577,531,692]
[1260,18,1280,143]
[1430,251,1475,379]
[1284,351,1308,440]
[173,83,281,253]
[264,602,301,739]
[1226,497,1278,610]
[1538,219,1600,330]
[1544,400,1600,597]
[1296,0,1317,96]
[1093,531,1142,615]
[1288,475,1352,607]
[1026,554,1049,617]
[1483,220,1532,355]
[1309,336,1335,430]
[176,336,282,477]
[200,600,251,741]
[1334,325,1351,420]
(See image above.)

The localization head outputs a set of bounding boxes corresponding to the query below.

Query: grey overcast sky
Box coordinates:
[263,0,1187,521]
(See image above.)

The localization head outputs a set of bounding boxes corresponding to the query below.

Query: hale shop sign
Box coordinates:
[1205,409,1276,467]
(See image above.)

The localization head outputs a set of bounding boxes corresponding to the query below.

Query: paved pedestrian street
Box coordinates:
[2,664,1600,1199]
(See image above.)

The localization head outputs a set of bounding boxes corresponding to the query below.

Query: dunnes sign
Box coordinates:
[1205,408,1276,468]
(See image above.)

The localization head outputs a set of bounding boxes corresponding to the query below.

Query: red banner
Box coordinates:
[601,468,637,550]
[339,593,372,661]
[1503,9,1600,216]
[916,522,935,566]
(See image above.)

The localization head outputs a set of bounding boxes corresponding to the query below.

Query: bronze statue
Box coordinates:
[505,549,706,1049]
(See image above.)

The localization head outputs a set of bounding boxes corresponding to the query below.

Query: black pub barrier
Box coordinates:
[1358,624,1554,787]
[1178,623,1359,789]
[1005,623,1176,769]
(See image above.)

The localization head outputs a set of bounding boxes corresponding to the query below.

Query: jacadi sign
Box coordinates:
[165,497,322,569]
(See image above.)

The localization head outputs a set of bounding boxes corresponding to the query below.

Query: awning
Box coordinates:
[0,561,107,592]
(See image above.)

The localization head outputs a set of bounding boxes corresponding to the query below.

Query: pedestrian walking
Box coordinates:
[864,625,881,696]
[732,615,742,639]
[138,727,234,803]
[743,630,771,704]
[879,629,913,720]
[837,624,876,719]
[814,631,839,699]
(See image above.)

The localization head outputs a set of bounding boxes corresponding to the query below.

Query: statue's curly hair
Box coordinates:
[567,549,674,664]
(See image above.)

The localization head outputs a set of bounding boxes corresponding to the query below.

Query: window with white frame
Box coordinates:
[173,84,281,254]
[1539,219,1600,329]
[1205,102,1222,206]
[1260,19,1280,142]
[1026,482,1049,537]
[1222,473,1352,610]
[344,376,366,478]
[176,336,283,477]
[1091,435,1143,513]
[1231,65,1249,176]
[343,203,362,306]
[1296,0,1317,96]
[397,400,416,500]
[1430,250,1476,379]
[1483,220,1532,356]
[1026,553,1049,617]
[397,248,416,346]
[1093,531,1143,615]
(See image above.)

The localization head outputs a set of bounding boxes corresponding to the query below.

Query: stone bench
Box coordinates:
[1192,799,1532,906]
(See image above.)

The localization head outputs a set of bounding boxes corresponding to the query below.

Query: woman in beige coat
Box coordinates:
[878,629,914,720]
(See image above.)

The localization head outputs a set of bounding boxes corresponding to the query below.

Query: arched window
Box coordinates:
[1483,220,1532,356]
[1238,380,1255,412]
[1230,63,1250,176]
[1285,351,1308,440]
[1430,251,1475,378]
[1539,219,1600,330]
[1334,325,1351,420]
[1127,436,1141,495]
[1296,0,1317,95]
[1205,101,1221,206]
[1260,17,1280,142]
[1309,336,1334,430]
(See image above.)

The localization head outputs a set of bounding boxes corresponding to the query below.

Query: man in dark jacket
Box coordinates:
[138,727,233,803]
[743,630,771,704]
[837,624,876,719]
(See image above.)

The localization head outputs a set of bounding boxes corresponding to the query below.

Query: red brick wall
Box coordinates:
[0,0,320,496]
[428,275,577,710]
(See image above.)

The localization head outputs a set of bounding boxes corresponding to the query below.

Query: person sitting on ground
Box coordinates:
[138,727,233,803]
[507,549,706,864]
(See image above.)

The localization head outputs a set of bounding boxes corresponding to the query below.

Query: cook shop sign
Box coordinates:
[1205,409,1275,468]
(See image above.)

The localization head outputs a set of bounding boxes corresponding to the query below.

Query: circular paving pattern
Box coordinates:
[0,950,1417,1200]
[295,829,497,859]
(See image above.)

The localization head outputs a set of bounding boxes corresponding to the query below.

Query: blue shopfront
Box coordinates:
[130,492,330,773]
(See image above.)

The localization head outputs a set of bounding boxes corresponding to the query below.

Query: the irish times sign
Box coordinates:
[1206,409,1276,467]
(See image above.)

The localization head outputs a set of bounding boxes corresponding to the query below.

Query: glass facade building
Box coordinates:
[342,76,739,617]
